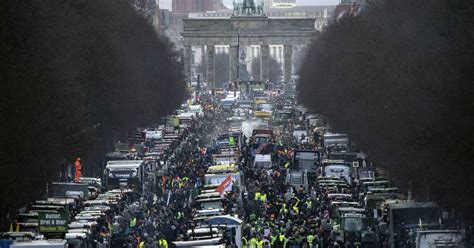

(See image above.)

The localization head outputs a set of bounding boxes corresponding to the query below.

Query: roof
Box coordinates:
[207,215,243,225]
[254,154,272,162]
[11,239,67,247]
[389,202,438,209]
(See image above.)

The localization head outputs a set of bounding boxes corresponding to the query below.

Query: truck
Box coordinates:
[339,213,376,247]
[253,154,272,169]
[322,160,353,184]
[415,230,465,248]
[324,133,349,149]
[49,182,89,199]
[388,202,439,248]
[293,150,320,172]
[104,160,144,192]
[9,239,67,248]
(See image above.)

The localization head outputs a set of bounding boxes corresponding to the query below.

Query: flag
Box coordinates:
[216,175,233,196]
[256,143,268,154]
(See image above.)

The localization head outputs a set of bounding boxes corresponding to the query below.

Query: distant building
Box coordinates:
[160,9,170,28]
[170,0,226,32]
[188,5,334,31]
[152,2,160,31]
[172,0,224,12]
[271,0,296,8]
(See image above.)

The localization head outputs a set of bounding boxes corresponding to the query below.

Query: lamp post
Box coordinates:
[236,27,240,85]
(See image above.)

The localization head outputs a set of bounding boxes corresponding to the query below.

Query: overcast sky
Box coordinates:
[160,0,339,10]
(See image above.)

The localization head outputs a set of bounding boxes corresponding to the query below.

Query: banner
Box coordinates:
[38,212,69,233]
[216,175,233,196]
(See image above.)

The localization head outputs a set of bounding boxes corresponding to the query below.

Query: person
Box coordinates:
[159,236,168,248]
[306,232,315,248]
[256,237,264,248]
[242,236,248,247]
[249,235,258,248]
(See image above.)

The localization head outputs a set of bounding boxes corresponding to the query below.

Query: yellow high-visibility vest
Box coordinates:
[130,217,136,227]
[255,192,261,201]
[159,239,168,248]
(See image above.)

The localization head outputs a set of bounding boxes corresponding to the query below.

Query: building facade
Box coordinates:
[271,0,296,8]
[170,0,226,32]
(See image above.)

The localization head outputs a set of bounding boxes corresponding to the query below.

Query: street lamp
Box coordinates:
[236,27,240,85]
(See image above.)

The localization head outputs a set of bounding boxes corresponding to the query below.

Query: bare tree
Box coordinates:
[0,0,185,227]
[129,0,157,23]
[298,0,474,216]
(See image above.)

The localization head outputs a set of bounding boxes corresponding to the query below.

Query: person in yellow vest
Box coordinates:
[271,234,278,246]
[256,238,264,248]
[255,192,261,201]
[260,193,267,203]
[159,237,168,248]
[249,236,258,248]
[280,203,288,215]
[242,236,248,248]
[176,211,183,220]
[292,205,299,215]
[305,199,313,210]
[139,240,145,248]
[278,234,289,248]
[130,217,137,228]
[307,233,315,248]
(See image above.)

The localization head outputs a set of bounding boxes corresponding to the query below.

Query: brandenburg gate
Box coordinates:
[181,0,318,87]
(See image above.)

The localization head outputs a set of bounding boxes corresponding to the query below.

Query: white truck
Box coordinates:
[416,230,465,248]
[104,160,144,192]
[253,154,272,169]
[10,239,67,248]
[322,160,352,184]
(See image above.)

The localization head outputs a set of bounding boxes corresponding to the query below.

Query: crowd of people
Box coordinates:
[105,95,232,247]
[91,90,393,248]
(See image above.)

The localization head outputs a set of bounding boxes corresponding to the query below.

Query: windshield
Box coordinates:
[255,162,271,168]
[109,169,137,179]
[298,160,314,170]
[343,217,365,232]
[255,137,269,143]
[67,239,85,248]
[359,170,374,179]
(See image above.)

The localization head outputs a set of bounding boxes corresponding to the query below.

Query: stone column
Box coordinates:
[201,45,207,79]
[284,44,293,83]
[260,44,270,82]
[183,45,192,83]
[229,45,239,83]
[206,44,215,88]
